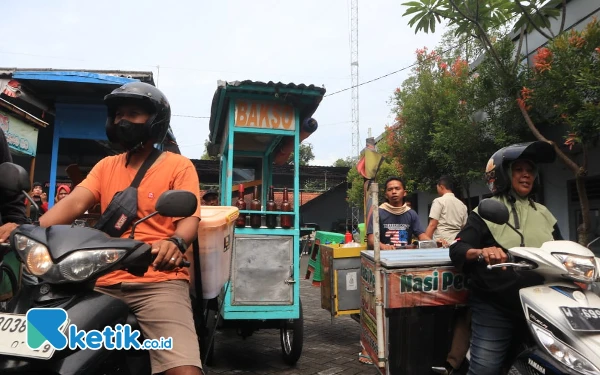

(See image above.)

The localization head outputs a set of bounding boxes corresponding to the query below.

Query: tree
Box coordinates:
[403,0,597,244]
[333,157,357,168]
[387,47,501,207]
[200,139,219,161]
[524,21,600,243]
[288,143,315,166]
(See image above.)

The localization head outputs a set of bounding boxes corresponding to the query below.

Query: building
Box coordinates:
[0,68,178,207]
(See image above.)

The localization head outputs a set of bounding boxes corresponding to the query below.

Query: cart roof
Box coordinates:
[207,80,326,155]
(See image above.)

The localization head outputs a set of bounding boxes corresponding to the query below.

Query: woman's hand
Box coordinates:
[481,246,507,265]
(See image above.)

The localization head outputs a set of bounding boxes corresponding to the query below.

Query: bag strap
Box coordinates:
[130,148,162,188]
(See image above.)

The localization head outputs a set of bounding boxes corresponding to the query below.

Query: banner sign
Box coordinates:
[0,110,38,157]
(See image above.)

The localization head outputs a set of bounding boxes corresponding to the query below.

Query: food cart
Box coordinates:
[320,243,365,319]
[201,80,326,365]
[360,183,469,375]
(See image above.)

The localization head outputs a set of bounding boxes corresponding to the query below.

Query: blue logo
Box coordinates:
[26,308,68,350]
[25,308,172,351]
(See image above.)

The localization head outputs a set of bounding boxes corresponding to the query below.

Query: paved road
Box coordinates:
[204,257,380,375]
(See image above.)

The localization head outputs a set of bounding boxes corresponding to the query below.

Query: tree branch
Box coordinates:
[448,0,510,77]
[582,144,589,174]
[531,2,556,38]
[515,0,554,40]
[559,0,567,35]
[512,26,526,73]
[517,102,579,172]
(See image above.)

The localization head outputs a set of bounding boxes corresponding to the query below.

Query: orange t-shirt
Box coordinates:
[78,151,201,286]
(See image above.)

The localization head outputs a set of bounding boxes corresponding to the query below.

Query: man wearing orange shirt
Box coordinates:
[38,82,203,375]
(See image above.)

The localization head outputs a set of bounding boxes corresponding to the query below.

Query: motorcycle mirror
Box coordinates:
[155,190,198,218]
[478,198,526,247]
[128,190,197,239]
[477,198,509,225]
[0,162,31,193]
[588,237,600,249]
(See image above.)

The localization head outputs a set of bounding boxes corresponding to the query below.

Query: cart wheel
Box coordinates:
[280,300,304,365]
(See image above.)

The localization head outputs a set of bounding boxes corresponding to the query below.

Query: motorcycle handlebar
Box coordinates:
[149,253,190,268]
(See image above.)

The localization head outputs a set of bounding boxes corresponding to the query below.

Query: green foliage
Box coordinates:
[288,143,315,166]
[402,0,562,40]
[386,47,504,197]
[200,139,219,161]
[525,19,600,151]
[333,157,358,168]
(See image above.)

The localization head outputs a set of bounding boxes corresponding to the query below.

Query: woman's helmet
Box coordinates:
[104,82,171,150]
[485,141,556,195]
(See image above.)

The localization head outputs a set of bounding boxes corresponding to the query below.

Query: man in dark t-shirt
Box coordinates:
[367,177,429,249]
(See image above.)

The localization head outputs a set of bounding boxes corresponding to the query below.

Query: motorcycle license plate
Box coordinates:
[0,312,68,359]
[560,307,600,332]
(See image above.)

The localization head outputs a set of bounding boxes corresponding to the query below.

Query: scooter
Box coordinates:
[0,161,197,375]
[477,198,600,375]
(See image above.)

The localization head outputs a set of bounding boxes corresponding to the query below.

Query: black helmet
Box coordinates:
[485,141,556,195]
[104,82,171,149]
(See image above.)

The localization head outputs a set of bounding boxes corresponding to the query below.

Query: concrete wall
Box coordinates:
[300,184,358,233]
[520,0,600,62]
[541,147,600,242]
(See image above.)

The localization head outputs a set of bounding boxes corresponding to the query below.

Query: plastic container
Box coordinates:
[187,206,239,299]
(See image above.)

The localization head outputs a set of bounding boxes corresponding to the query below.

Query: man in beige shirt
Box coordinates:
[427,176,469,375]
[425,176,467,247]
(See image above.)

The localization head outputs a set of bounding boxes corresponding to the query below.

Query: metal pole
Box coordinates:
[370,182,385,368]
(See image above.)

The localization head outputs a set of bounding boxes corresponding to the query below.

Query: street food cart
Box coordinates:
[320,243,365,319]
[202,80,326,365]
[360,248,468,374]
[359,183,469,375]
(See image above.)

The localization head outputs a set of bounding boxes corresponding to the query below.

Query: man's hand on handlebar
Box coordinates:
[0,223,19,243]
[151,239,187,271]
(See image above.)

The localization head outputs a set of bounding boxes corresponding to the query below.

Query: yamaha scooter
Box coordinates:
[478,198,600,375]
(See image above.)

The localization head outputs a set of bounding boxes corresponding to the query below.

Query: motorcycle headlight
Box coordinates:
[14,234,53,276]
[59,249,125,281]
[554,253,597,283]
[13,234,126,283]
[531,323,600,374]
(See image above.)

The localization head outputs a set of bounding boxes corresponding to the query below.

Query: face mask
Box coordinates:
[114,119,149,150]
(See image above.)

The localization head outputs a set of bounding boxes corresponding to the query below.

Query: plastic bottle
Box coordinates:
[266,186,277,228]
[344,231,352,244]
[235,184,246,228]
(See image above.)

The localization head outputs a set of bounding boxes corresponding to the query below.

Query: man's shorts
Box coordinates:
[95,279,202,374]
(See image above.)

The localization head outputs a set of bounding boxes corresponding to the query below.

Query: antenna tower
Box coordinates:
[350,0,360,235]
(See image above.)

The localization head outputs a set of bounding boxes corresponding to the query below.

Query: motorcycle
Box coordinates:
[477,198,600,375]
[0,161,198,375]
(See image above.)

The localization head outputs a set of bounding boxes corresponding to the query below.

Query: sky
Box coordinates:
[1,0,446,166]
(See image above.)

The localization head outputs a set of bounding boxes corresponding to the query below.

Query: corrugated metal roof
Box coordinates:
[217,80,326,94]
[207,79,326,156]
[0,68,154,84]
